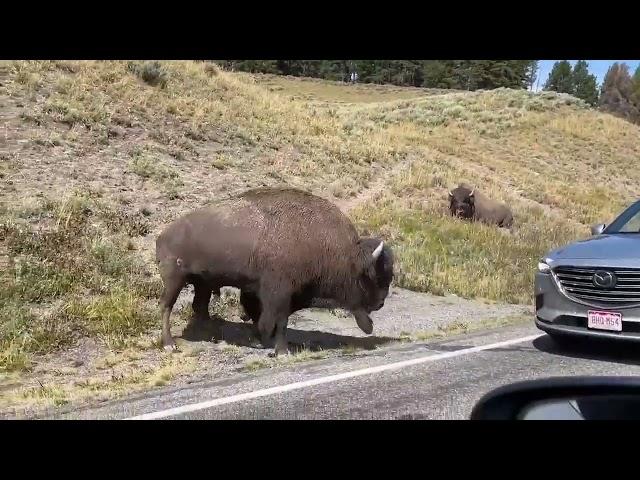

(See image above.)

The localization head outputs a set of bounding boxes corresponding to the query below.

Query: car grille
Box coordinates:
[553,266,640,307]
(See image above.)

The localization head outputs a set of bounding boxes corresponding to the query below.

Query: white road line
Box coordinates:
[125,332,543,420]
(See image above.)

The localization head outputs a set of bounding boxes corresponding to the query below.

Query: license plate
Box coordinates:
[587,310,622,332]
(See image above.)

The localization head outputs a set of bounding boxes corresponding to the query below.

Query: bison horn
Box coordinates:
[448,191,453,197]
[469,189,475,197]
[372,241,384,260]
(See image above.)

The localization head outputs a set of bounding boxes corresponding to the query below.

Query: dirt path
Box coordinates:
[334,154,417,213]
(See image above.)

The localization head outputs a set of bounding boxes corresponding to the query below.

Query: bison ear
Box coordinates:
[372,241,384,260]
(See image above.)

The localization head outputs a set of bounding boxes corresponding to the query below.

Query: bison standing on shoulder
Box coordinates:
[155,187,394,356]
[448,183,514,228]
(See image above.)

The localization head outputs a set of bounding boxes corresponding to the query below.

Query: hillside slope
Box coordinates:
[1,61,639,409]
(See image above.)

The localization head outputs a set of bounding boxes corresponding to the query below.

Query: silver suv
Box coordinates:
[535,199,640,344]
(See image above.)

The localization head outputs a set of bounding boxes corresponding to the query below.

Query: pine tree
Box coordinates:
[632,65,640,104]
[226,60,279,74]
[599,62,640,124]
[317,61,348,81]
[544,60,574,94]
[453,61,477,90]
[524,61,538,90]
[470,60,498,90]
[500,61,535,89]
[451,61,537,90]
[217,60,538,91]
[393,61,423,86]
[421,61,457,88]
[571,60,599,106]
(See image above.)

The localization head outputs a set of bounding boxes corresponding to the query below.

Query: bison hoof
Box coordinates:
[259,332,275,349]
[269,349,290,358]
[163,343,178,352]
[273,342,290,357]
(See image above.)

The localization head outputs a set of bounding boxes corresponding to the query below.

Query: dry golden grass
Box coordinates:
[3,60,405,195]
[2,351,197,411]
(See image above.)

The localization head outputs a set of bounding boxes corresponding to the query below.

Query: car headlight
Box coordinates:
[537,260,551,274]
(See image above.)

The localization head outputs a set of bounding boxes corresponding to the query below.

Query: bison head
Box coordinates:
[448,186,475,219]
[352,237,394,334]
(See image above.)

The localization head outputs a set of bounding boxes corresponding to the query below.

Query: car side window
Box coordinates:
[618,211,640,232]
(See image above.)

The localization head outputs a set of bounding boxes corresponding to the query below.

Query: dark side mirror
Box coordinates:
[470,377,640,420]
[590,223,606,235]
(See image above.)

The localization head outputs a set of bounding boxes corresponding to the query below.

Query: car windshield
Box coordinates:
[604,201,640,233]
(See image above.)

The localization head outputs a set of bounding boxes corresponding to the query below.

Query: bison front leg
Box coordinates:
[256,293,291,356]
[273,315,290,356]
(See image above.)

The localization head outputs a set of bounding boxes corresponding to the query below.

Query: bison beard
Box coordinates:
[155,188,394,356]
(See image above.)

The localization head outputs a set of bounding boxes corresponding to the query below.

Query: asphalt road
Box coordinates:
[48,323,640,420]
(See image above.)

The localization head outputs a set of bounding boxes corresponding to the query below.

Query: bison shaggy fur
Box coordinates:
[155,187,394,355]
[448,183,514,228]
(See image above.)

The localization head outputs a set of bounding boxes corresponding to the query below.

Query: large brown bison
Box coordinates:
[448,183,514,228]
[155,187,394,355]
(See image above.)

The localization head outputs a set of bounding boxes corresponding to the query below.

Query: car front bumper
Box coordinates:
[535,271,640,342]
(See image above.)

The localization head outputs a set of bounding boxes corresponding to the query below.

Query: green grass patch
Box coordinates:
[129,149,183,199]
[352,202,580,304]
[0,191,161,371]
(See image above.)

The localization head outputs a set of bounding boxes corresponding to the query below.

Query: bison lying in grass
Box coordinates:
[155,187,394,355]
[448,183,514,228]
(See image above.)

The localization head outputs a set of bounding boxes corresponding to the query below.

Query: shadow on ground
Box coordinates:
[179,316,398,352]
[532,334,640,367]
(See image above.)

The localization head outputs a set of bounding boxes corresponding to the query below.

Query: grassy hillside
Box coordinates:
[1,60,639,374]
[345,89,640,302]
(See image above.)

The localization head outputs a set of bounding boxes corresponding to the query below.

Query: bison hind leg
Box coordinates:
[183,279,224,343]
[158,259,187,351]
[191,279,214,323]
[239,290,270,349]
[240,290,262,324]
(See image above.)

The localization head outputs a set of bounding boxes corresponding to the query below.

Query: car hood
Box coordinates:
[546,234,640,267]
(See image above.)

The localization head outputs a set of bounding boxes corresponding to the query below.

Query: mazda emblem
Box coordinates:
[592,271,617,289]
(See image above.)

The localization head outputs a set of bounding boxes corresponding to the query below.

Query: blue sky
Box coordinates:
[534,60,640,91]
